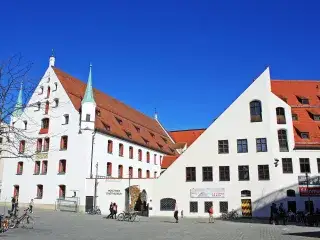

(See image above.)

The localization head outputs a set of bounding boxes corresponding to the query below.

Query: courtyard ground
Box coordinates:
[0,207,319,239]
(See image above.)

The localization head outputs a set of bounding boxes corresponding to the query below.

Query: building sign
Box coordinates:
[106,189,122,195]
[190,188,225,198]
[299,187,320,196]
[298,176,320,186]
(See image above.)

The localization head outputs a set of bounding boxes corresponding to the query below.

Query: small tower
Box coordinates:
[154,108,158,120]
[80,63,96,130]
[11,82,23,125]
[49,49,55,67]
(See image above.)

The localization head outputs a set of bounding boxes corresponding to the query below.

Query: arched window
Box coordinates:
[107,162,112,176]
[138,149,142,161]
[129,146,133,159]
[47,86,51,98]
[287,189,296,197]
[37,184,43,199]
[276,107,286,124]
[146,170,150,178]
[119,143,124,157]
[138,168,142,178]
[107,140,113,154]
[146,152,150,163]
[250,100,262,122]
[41,118,49,129]
[160,198,176,211]
[59,185,66,199]
[54,82,58,91]
[278,129,289,152]
[19,140,25,154]
[45,101,49,114]
[23,121,27,130]
[241,190,251,197]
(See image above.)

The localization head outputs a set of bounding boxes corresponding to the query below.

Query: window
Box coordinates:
[146,152,150,163]
[237,139,248,153]
[258,165,270,180]
[54,82,58,91]
[0,137,2,144]
[157,143,163,149]
[19,140,25,154]
[47,86,51,98]
[54,98,59,107]
[45,101,49,114]
[238,165,250,181]
[43,138,50,152]
[86,114,90,122]
[125,131,132,139]
[39,86,43,94]
[129,167,133,178]
[317,158,320,173]
[23,121,27,130]
[154,154,157,164]
[278,130,289,152]
[59,160,66,174]
[256,138,267,152]
[220,201,228,213]
[107,162,112,176]
[17,162,23,175]
[219,166,230,181]
[138,149,142,161]
[314,115,320,121]
[59,185,66,199]
[204,202,213,213]
[13,185,19,197]
[129,146,133,159]
[299,158,310,173]
[202,166,213,181]
[301,132,309,139]
[241,190,251,197]
[298,96,309,105]
[138,168,142,178]
[42,160,48,175]
[142,137,149,145]
[186,167,196,181]
[250,100,262,122]
[218,140,229,154]
[115,117,123,125]
[37,185,43,199]
[276,107,286,124]
[134,125,140,132]
[41,118,49,129]
[60,136,68,150]
[119,143,124,157]
[160,156,162,165]
[107,140,113,154]
[146,170,150,178]
[190,202,198,213]
[160,198,176,211]
[161,137,168,144]
[287,189,296,197]
[64,114,69,124]
[292,113,298,121]
[103,122,111,131]
[35,101,41,111]
[34,161,40,175]
[282,158,293,173]
[118,165,123,178]
[154,171,157,178]
[150,132,155,138]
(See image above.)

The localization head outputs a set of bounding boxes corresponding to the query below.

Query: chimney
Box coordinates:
[49,49,55,67]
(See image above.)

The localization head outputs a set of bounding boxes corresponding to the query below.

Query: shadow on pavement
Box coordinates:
[283,231,320,238]
[219,217,307,227]
[160,220,177,224]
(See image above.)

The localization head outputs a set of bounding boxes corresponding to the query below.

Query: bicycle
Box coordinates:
[9,207,34,229]
[88,206,101,215]
[0,215,9,233]
[117,211,139,222]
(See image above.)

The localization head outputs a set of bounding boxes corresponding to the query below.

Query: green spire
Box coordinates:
[82,63,96,104]
[13,82,23,117]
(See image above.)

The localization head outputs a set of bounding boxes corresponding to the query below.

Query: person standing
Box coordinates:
[11,197,16,213]
[113,203,117,219]
[29,199,34,213]
[174,203,179,223]
[209,205,214,223]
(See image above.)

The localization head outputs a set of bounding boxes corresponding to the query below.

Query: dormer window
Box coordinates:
[297,96,309,105]
[157,143,163,149]
[125,130,132,139]
[314,115,320,121]
[102,122,110,131]
[150,132,155,138]
[301,132,309,139]
[54,82,58,91]
[134,125,140,133]
[142,137,149,145]
[115,117,123,125]
[161,137,168,143]
[54,98,59,107]
[292,113,298,121]
[96,109,101,116]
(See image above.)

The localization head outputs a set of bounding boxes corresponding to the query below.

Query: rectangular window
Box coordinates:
[19,140,25,154]
[238,165,249,181]
[59,160,66,174]
[256,138,267,152]
[154,171,157,178]
[43,138,50,152]
[186,167,196,182]
[59,185,66,199]
[282,158,293,174]
[218,140,229,154]
[17,162,23,175]
[86,114,90,122]
[146,170,150,178]
[258,165,270,180]
[129,167,133,178]
[60,136,68,150]
[154,154,157,165]
[107,162,112,176]
[204,201,213,213]
[13,185,19,198]
[37,185,43,199]
[237,139,248,153]
[138,168,142,178]
[219,201,228,213]
[36,138,42,152]
[202,166,213,181]
[42,160,48,175]
[118,165,123,178]
[119,144,124,157]
[292,114,298,121]
[129,147,133,159]
[190,202,198,213]
[299,158,310,173]
[219,166,230,181]
[34,161,40,175]
[317,158,320,173]
[107,140,113,154]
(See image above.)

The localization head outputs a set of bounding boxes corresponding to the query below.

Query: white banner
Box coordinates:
[190,188,225,198]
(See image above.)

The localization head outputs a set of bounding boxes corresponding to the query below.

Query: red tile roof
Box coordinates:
[161,155,179,169]
[271,80,320,149]
[169,129,206,147]
[53,67,176,155]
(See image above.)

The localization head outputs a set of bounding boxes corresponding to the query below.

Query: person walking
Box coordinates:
[209,205,214,223]
[29,199,34,213]
[113,203,117,219]
[107,202,113,219]
[11,197,16,213]
[174,203,179,223]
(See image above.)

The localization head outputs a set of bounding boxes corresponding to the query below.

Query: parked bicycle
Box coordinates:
[117,211,139,222]
[221,209,239,220]
[0,215,9,233]
[88,206,101,215]
[9,207,34,229]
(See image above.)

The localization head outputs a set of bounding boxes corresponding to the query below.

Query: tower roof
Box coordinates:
[12,82,23,117]
[81,64,96,105]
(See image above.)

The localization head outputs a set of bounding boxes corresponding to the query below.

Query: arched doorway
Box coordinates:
[240,190,252,217]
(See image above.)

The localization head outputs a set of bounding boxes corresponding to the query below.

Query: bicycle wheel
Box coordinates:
[21,216,34,229]
[129,213,136,222]
[96,209,101,215]
[117,213,124,221]
[8,217,17,229]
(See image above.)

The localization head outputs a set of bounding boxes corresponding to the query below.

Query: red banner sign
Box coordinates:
[299,187,320,196]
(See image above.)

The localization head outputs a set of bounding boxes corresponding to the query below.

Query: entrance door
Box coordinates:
[241,199,252,217]
[287,201,296,213]
[85,196,94,213]
[305,200,314,213]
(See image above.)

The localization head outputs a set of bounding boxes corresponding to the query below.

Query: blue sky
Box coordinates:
[1,1,320,130]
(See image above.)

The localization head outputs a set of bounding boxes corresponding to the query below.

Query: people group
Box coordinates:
[106,202,118,219]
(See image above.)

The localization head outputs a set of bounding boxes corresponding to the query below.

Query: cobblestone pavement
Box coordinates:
[0,208,319,240]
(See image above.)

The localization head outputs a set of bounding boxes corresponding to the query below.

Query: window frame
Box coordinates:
[190,201,198,213]
[238,165,250,181]
[36,184,43,199]
[219,166,230,181]
[282,158,293,174]
[218,140,229,154]
[256,138,267,152]
[299,158,310,173]
[202,166,213,182]
[237,139,248,153]
[250,100,262,122]
[186,167,196,182]
[278,129,289,152]
[258,165,270,180]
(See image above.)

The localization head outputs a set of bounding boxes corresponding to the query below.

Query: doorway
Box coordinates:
[85,196,94,213]
[241,199,252,217]
[287,201,296,213]
[305,200,314,213]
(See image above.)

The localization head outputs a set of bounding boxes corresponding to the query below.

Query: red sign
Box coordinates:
[299,187,320,196]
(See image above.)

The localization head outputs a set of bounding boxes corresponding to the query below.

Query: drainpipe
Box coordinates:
[90,130,96,179]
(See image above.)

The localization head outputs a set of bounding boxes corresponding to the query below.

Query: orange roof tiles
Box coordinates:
[271,80,320,149]
[161,156,179,169]
[169,129,205,147]
[53,67,176,155]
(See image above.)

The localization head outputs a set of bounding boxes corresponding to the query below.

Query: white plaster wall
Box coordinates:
[152,68,320,218]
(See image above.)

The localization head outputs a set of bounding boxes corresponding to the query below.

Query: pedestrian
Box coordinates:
[11,197,15,213]
[107,202,113,219]
[174,203,179,223]
[181,210,184,218]
[14,197,19,217]
[208,205,214,223]
[279,203,286,225]
[29,199,34,213]
[113,203,117,219]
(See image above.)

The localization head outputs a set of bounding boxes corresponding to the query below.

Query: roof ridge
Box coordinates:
[272,79,320,83]
[169,128,206,132]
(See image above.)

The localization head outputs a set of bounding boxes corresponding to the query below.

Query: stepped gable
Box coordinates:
[53,67,176,155]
